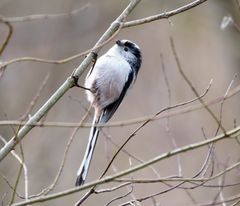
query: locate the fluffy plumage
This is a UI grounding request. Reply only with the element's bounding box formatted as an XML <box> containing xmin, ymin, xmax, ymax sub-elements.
<box><xmin>76</xmin><ymin>40</ymin><xmax>142</xmax><ymax>186</ymax></box>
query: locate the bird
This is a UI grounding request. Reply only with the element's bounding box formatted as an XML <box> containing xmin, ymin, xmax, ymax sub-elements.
<box><xmin>76</xmin><ymin>39</ymin><xmax>142</xmax><ymax>186</ymax></box>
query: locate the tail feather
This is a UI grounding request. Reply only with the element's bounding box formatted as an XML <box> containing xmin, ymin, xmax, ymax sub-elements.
<box><xmin>75</xmin><ymin>92</ymin><xmax>127</xmax><ymax>186</ymax></box>
<box><xmin>76</xmin><ymin>113</ymin><xmax>101</xmax><ymax>186</ymax></box>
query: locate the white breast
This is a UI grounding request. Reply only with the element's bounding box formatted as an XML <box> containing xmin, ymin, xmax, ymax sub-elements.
<box><xmin>85</xmin><ymin>54</ymin><xmax>131</xmax><ymax>110</ymax></box>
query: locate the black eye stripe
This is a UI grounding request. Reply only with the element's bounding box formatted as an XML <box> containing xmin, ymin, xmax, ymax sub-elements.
<box><xmin>124</xmin><ymin>41</ymin><xmax>136</xmax><ymax>49</ymax></box>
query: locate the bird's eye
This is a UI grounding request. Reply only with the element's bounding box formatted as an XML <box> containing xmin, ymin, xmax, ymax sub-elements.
<box><xmin>124</xmin><ymin>47</ymin><xmax>128</xmax><ymax>52</ymax></box>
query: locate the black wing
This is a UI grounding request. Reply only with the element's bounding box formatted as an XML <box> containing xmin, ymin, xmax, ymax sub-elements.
<box><xmin>100</xmin><ymin>70</ymin><xmax>134</xmax><ymax>123</ymax></box>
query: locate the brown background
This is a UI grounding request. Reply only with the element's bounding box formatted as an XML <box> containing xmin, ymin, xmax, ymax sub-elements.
<box><xmin>0</xmin><ymin>0</ymin><xmax>240</xmax><ymax>205</ymax></box>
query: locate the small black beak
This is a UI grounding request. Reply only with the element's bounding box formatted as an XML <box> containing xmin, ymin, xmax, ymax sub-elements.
<box><xmin>116</xmin><ymin>40</ymin><xmax>122</xmax><ymax>46</ymax></box>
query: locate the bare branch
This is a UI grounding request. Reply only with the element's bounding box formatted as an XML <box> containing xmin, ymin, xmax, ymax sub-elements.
<box><xmin>170</xmin><ymin>36</ymin><xmax>226</xmax><ymax>134</ymax></box>
<box><xmin>230</xmin><ymin>199</ymin><xmax>240</xmax><ymax>206</ymax></box>
<box><xmin>215</xmin><ymin>76</ymin><xmax>236</xmax><ymax>135</ymax></box>
<box><xmin>106</xmin><ymin>185</ymin><xmax>133</xmax><ymax>206</ymax></box>
<box><xmin>123</xmin><ymin>0</ymin><xmax>208</xmax><ymax>27</ymax></box>
<box><xmin>114</xmin><ymin>160</ymin><xmax>240</xmax><ymax>184</ymax></box>
<box><xmin>0</xmin><ymin>20</ymin><xmax>13</xmax><ymax>56</ymax></box>
<box><xmin>5</xmin><ymin>74</ymin><xmax>240</xmax><ymax>130</ymax></box>
<box><xmin>0</xmin><ymin>0</ymin><xmax>210</xmax><ymax>69</ymax></box>
<box><xmin>0</xmin><ymin>0</ymin><xmax>141</xmax><ymax>162</ymax></box>
<box><xmin>160</xmin><ymin>53</ymin><xmax>183</xmax><ymax>176</ymax></box>
<box><xmin>20</xmin><ymin>73</ymin><xmax>50</xmax><ymax>121</ymax></box>
<box><xmin>0</xmin><ymin>22</ymin><xmax>123</xmax><ymax>70</ymax></box>
<box><xmin>104</xmin><ymin>134</ymin><xmax>161</xmax><ymax>178</ymax></box>
<box><xmin>119</xmin><ymin>182</ymin><xmax>185</xmax><ymax>206</ymax></box>
<box><xmin>93</xmin><ymin>183</ymin><xmax>131</xmax><ymax>194</ymax></box>
<box><xmin>199</xmin><ymin>193</ymin><xmax>240</xmax><ymax>206</ymax></box>
<box><xmin>0</xmin><ymin>173</ymin><xmax>23</xmax><ymax>199</ymax></box>
<box><xmin>11</xmin><ymin>126</ymin><xmax>240</xmax><ymax>206</ymax></box>
<box><xmin>99</xmin><ymin>80</ymin><xmax>212</xmax><ymax>180</ymax></box>
<box><xmin>0</xmin><ymin>136</ymin><xmax>28</xmax><ymax>200</ymax></box>
<box><xmin>42</xmin><ymin>106</ymin><xmax>91</xmax><ymax>196</ymax></box>
<box><xmin>0</xmin><ymin>4</ymin><xmax>90</xmax><ymax>23</ymax></box>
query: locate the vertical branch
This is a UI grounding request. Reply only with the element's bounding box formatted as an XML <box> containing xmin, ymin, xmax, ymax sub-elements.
<box><xmin>0</xmin><ymin>136</ymin><xmax>28</xmax><ymax>201</ymax></box>
<box><xmin>9</xmin><ymin>131</ymin><xmax>26</xmax><ymax>204</ymax></box>
<box><xmin>0</xmin><ymin>20</ymin><xmax>13</xmax><ymax>56</ymax></box>
<box><xmin>160</xmin><ymin>53</ymin><xmax>183</xmax><ymax>176</ymax></box>
<box><xmin>169</xmin><ymin>36</ymin><xmax>226</xmax><ymax>133</ymax></box>
<box><xmin>215</xmin><ymin>76</ymin><xmax>236</xmax><ymax>135</ymax></box>
<box><xmin>0</xmin><ymin>20</ymin><xmax>13</xmax><ymax>80</ymax></box>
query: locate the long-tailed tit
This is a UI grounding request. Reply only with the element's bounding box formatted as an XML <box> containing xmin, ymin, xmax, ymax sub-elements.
<box><xmin>76</xmin><ymin>40</ymin><xmax>142</xmax><ymax>186</ymax></box>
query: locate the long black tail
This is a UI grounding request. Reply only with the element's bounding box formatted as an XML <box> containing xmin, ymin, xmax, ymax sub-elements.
<box><xmin>75</xmin><ymin>87</ymin><xmax>129</xmax><ymax>186</ymax></box>
<box><xmin>75</xmin><ymin>112</ymin><xmax>102</xmax><ymax>186</ymax></box>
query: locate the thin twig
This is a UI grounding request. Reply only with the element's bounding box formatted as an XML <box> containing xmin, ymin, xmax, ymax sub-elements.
<box><xmin>105</xmin><ymin>134</ymin><xmax>161</xmax><ymax>178</ymax></box>
<box><xmin>100</xmin><ymin>80</ymin><xmax>212</xmax><ymax>180</ymax></box>
<box><xmin>199</xmin><ymin>193</ymin><xmax>240</xmax><ymax>206</ymax></box>
<box><xmin>74</xmin><ymin>189</ymin><xmax>94</xmax><ymax>206</ymax></box>
<box><xmin>11</xmin><ymin>127</ymin><xmax>240</xmax><ymax>206</ymax></box>
<box><xmin>218</xmin><ymin>176</ymin><xmax>227</xmax><ymax>206</ymax></box>
<box><xmin>0</xmin><ymin>0</ymin><xmax>210</xmax><ymax>69</ymax></box>
<box><xmin>1</xmin><ymin>192</ymin><xmax>7</xmax><ymax>206</ymax></box>
<box><xmin>106</xmin><ymin>185</ymin><xmax>133</xmax><ymax>206</ymax></box>
<box><xmin>230</xmin><ymin>199</ymin><xmax>240</xmax><ymax>206</ymax></box>
<box><xmin>215</xmin><ymin>76</ymin><xmax>236</xmax><ymax>135</ymax></box>
<box><xmin>43</xmin><ymin>106</ymin><xmax>91</xmax><ymax>195</ymax></box>
<box><xmin>0</xmin><ymin>22</ymin><xmax>123</xmax><ymax>70</ymax></box>
<box><xmin>0</xmin><ymin>0</ymin><xmax>141</xmax><ymax>162</ymax></box>
<box><xmin>185</xmin><ymin>181</ymin><xmax>240</xmax><ymax>189</ymax></box>
<box><xmin>114</xmin><ymin>160</ymin><xmax>240</xmax><ymax>184</ymax></box>
<box><xmin>211</xmin><ymin>162</ymin><xmax>228</xmax><ymax>206</ymax></box>
<box><xmin>93</xmin><ymin>182</ymin><xmax>131</xmax><ymax>194</ymax></box>
<box><xmin>0</xmin><ymin>21</ymin><xmax>13</xmax><ymax>56</ymax></box>
<box><xmin>0</xmin><ymin>4</ymin><xmax>90</xmax><ymax>23</ymax></box>
<box><xmin>0</xmin><ymin>136</ymin><xmax>28</xmax><ymax>200</ymax></box>
<box><xmin>7</xmin><ymin>120</ymin><xmax>26</xmax><ymax>205</ymax></box>
<box><xmin>202</xmin><ymin>129</ymin><xmax>215</xmax><ymax>178</ymax></box>
<box><xmin>170</xmin><ymin>36</ymin><xmax>226</xmax><ymax>134</ymax></box>
<box><xmin>119</xmin><ymin>182</ymin><xmax>185</xmax><ymax>206</ymax></box>
<box><xmin>29</xmin><ymin>107</ymin><xmax>91</xmax><ymax>199</ymax></box>
<box><xmin>0</xmin><ymin>173</ymin><xmax>23</xmax><ymax>199</ymax></box>
<box><xmin>3</xmin><ymin>74</ymin><xmax>51</xmax><ymax>200</ymax></box>
<box><xmin>160</xmin><ymin>53</ymin><xmax>183</xmax><ymax>176</ymax></box>
<box><xmin>76</xmin><ymin>81</ymin><xmax>212</xmax><ymax>205</ymax></box>
<box><xmin>20</xmin><ymin>73</ymin><xmax>50</xmax><ymax>121</ymax></box>
<box><xmin>3</xmin><ymin>81</ymin><xmax>240</xmax><ymax>129</ymax></box>
<box><xmin>103</xmin><ymin>137</ymin><xmax>142</xmax><ymax>206</ymax></box>
<box><xmin>123</xmin><ymin>0</ymin><xmax>208</xmax><ymax>27</ymax></box>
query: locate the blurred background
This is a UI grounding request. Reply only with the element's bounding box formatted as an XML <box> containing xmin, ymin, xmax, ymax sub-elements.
<box><xmin>0</xmin><ymin>0</ymin><xmax>240</xmax><ymax>205</ymax></box>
